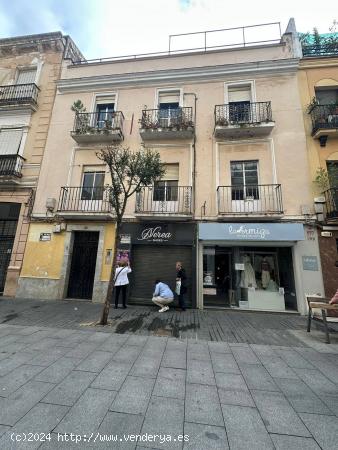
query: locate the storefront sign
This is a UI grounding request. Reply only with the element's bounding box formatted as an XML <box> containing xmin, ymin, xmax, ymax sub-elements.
<box><xmin>302</xmin><ymin>256</ymin><xmax>319</xmax><ymax>271</ymax></box>
<box><xmin>121</xmin><ymin>223</ymin><xmax>196</xmax><ymax>245</ymax></box>
<box><xmin>199</xmin><ymin>223</ymin><xmax>305</xmax><ymax>242</ymax></box>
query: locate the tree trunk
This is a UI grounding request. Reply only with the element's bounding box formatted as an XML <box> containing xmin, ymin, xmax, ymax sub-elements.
<box><xmin>99</xmin><ymin>221</ymin><xmax>121</xmax><ymax>325</ymax></box>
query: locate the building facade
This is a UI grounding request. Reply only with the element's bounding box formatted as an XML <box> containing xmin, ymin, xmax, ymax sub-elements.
<box><xmin>17</xmin><ymin>20</ymin><xmax>325</xmax><ymax>313</ymax></box>
<box><xmin>0</xmin><ymin>32</ymin><xmax>82</xmax><ymax>296</ymax></box>
<box><xmin>298</xmin><ymin>37</ymin><xmax>338</xmax><ymax>298</ymax></box>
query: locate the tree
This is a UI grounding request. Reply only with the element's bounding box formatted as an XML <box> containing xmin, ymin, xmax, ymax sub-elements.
<box><xmin>97</xmin><ymin>144</ymin><xmax>165</xmax><ymax>325</ymax></box>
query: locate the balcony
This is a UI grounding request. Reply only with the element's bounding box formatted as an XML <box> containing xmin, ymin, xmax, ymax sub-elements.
<box><xmin>57</xmin><ymin>186</ymin><xmax>114</xmax><ymax>219</ymax></box>
<box><xmin>0</xmin><ymin>84</ymin><xmax>39</xmax><ymax>111</ymax></box>
<box><xmin>217</xmin><ymin>184</ymin><xmax>283</xmax><ymax>217</ymax></box>
<box><xmin>70</xmin><ymin>111</ymin><xmax>124</xmax><ymax>144</ymax></box>
<box><xmin>0</xmin><ymin>155</ymin><xmax>25</xmax><ymax>183</ymax></box>
<box><xmin>135</xmin><ymin>186</ymin><xmax>193</xmax><ymax>219</ymax></box>
<box><xmin>214</xmin><ymin>102</ymin><xmax>274</xmax><ymax>139</ymax></box>
<box><xmin>302</xmin><ymin>43</ymin><xmax>338</xmax><ymax>58</ymax></box>
<box><xmin>309</xmin><ymin>104</ymin><xmax>338</xmax><ymax>145</ymax></box>
<box><xmin>324</xmin><ymin>188</ymin><xmax>338</xmax><ymax>222</ymax></box>
<box><xmin>139</xmin><ymin>107</ymin><xmax>194</xmax><ymax>140</ymax></box>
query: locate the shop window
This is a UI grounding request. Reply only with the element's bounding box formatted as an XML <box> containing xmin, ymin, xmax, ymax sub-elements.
<box><xmin>0</xmin><ymin>129</ymin><xmax>23</xmax><ymax>155</ymax></box>
<box><xmin>81</xmin><ymin>171</ymin><xmax>105</xmax><ymax>200</ymax></box>
<box><xmin>230</xmin><ymin>160</ymin><xmax>259</xmax><ymax>200</ymax></box>
<box><xmin>16</xmin><ymin>68</ymin><xmax>37</xmax><ymax>85</ymax></box>
<box><xmin>153</xmin><ymin>164</ymin><xmax>179</xmax><ymax>201</ymax></box>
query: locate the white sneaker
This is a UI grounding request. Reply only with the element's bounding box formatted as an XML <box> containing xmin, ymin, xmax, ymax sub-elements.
<box><xmin>164</xmin><ymin>306</ymin><xmax>170</xmax><ymax>311</ymax></box>
<box><xmin>159</xmin><ymin>307</ymin><xmax>166</xmax><ymax>312</ymax></box>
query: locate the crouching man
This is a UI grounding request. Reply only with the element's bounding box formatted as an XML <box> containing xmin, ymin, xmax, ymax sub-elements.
<box><xmin>152</xmin><ymin>279</ymin><xmax>174</xmax><ymax>313</ymax></box>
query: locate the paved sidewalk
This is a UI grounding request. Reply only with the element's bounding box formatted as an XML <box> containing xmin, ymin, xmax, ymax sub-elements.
<box><xmin>0</xmin><ymin>323</ymin><xmax>338</xmax><ymax>449</ymax></box>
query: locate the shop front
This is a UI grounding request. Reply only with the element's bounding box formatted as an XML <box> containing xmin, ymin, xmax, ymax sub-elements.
<box><xmin>120</xmin><ymin>222</ymin><xmax>196</xmax><ymax>306</ymax></box>
<box><xmin>198</xmin><ymin>223</ymin><xmax>324</xmax><ymax>314</ymax></box>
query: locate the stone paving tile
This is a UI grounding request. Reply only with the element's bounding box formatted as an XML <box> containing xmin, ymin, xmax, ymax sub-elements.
<box><xmin>250</xmin><ymin>344</ymin><xmax>276</xmax><ymax>358</ymax></box>
<box><xmin>231</xmin><ymin>346</ymin><xmax>261</xmax><ymax>365</ymax></box>
<box><xmin>112</xmin><ymin>345</ymin><xmax>143</xmax><ymax>364</ymax></box>
<box><xmin>99</xmin><ymin>411</ymin><xmax>144</xmax><ymax>450</ymax></box>
<box><xmin>259</xmin><ymin>356</ymin><xmax>300</xmax><ymax>379</ymax></box>
<box><xmin>187</xmin><ymin>358</ymin><xmax>215</xmax><ymax>385</ymax></box>
<box><xmin>222</xmin><ymin>404</ymin><xmax>274</xmax><ymax>450</ymax></box>
<box><xmin>100</xmin><ymin>333</ymin><xmax>129</xmax><ymax>349</ymax></box>
<box><xmin>28</xmin><ymin>347</ymin><xmax>69</xmax><ymax>367</ymax></box>
<box><xmin>110</xmin><ymin>376</ymin><xmax>155</xmax><ymax>415</ymax></box>
<box><xmin>300</xmin><ymin>413</ymin><xmax>338</xmax><ymax>450</ymax></box>
<box><xmin>251</xmin><ymin>390</ymin><xmax>311</xmax><ymax>437</ymax></box>
<box><xmin>208</xmin><ymin>341</ymin><xmax>231</xmax><ymax>354</ymax></box>
<box><xmin>275</xmin><ymin>348</ymin><xmax>316</xmax><ymax>369</ymax></box>
<box><xmin>125</xmin><ymin>334</ymin><xmax>149</xmax><ymax>347</ymax></box>
<box><xmin>55</xmin><ymin>388</ymin><xmax>116</xmax><ymax>435</ymax></box>
<box><xmin>42</xmin><ymin>371</ymin><xmax>96</xmax><ymax>406</ymax></box>
<box><xmin>240</xmin><ymin>364</ymin><xmax>279</xmax><ymax>391</ymax></box>
<box><xmin>153</xmin><ymin>367</ymin><xmax>186</xmax><ymax>399</ymax></box>
<box><xmin>270</xmin><ymin>434</ymin><xmax>321</xmax><ymax>450</ymax></box>
<box><xmin>0</xmin><ymin>334</ymin><xmax>23</xmax><ymax>346</ymax></box>
<box><xmin>215</xmin><ymin>372</ymin><xmax>248</xmax><ymax>391</ymax></box>
<box><xmin>183</xmin><ymin>422</ymin><xmax>228</xmax><ymax>450</ymax></box>
<box><xmin>28</xmin><ymin>338</ymin><xmax>64</xmax><ymax>352</ymax></box>
<box><xmin>141</xmin><ymin>396</ymin><xmax>184</xmax><ymax>450</ymax></box>
<box><xmin>0</xmin><ymin>364</ymin><xmax>45</xmax><ymax>397</ymax></box>
<box><xmin>0</xmin><ymin>402</ymin><xmax>69</xmax><ymax>450</ymax></box>
<box><xmin>130</xmin><ymin>356</ymin><xmax>162</xmax><ymax>378</ymax></box>
<box><xmin>165</xmin><ymin>339</ymin><xmax>187</xmax><ymax>352</ymax></box>
<box><xmin>218</xmin><ymin>388</ymin><xmax>255</xmax><ymax>407</ymax></box>
<box><xmin>161</xmin><ymin>350</ymin><xmax>186</xmax><ymax>369</ymax></box>
<box><xmin>185</xmin><ymin>384</ymin><xmax>223</xmax><ymax>427</ymax></box>
<box><xmin>0</xmin><ymin>353</ymin><xmax>39</xmax><ymax>377</ymax></box>
<box><xmin>211</xmin><ymin>353</ymin><xmax>240</xmax><ymax>374</ymax></box>
<box><xmin>91</xmin><ymin>361</ymin><xmax>132</xmax><ymax>391</ymax></box>
<box><xmin>34</xmin><ymin>357</ymin><xmax>82</xmax><ymax>384</ymax></box>
<box><xmin>65</xmin><ymin>343</ymin><xmax>99</xmax><ymax>359</ymax></box>
<box><xmin>14</xmin><ymin>330</ymin><xmax>52</xmax><ymax>344</ymax></box>
<box><xmin>85</xmin><ymin>332</ymin><xmax>111</xmax><ymax>343</ymax></box>
<box><xmin>0</xmin><ymin>380</ymin><xmax>55</xmax><ymax>426</ymax></box>
<box><xmin>0</xmin><ymin>425</ymin><xmax>10</xmax><ymax>438</ymax></box>
<box><xmin>274</xmin><ymin>377</ymin><xmax>333</xmax><ymax>415</ymax></box>
<box><xmin>76</xmin><ymin>351</ymin><xmax>113</xmax><ymax>373</ymax></box>
<box><xmin>294</xmin><ymin>368</ymin><xmax>338</xmax><ymax>396</ymax></box>
<box><xmin>1</xmin><ymin>341</ymin><xmax>30</xmax><ymax>354</ymax></box>
<box><xmin>321</xmin><ymin>394</ymin><xmax>338</xmax><ymax>416</ymax></box>
<box><xmin>187</xmin><ymin>341</ymin><xmax>210</xmax><ymax>361</ymax></box>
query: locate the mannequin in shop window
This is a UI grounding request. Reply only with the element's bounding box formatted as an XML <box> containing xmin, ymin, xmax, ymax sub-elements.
<box><xmin>261</xmin><ymin>256</ymin><xmax>271</xmax><ymax>289</ymax></box>
<box><xmin>240</xmin><ymin>254</ymin><xmax>257</xmax><ymax>288</ymax></box>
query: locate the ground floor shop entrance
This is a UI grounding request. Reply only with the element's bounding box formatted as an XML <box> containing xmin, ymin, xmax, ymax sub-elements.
<box><xmin>0</xmin><ymin>203</ymin><xmax>21</xmax><ymax>295</ymax></box>
<box><xmin>67</xmin><ymin>231</ymin><xmax>99</xmax><ymax>300</ymax></box>
<box><xmin>120</xmin><ymin>222</ymin><xmax>196</xmax><ymax>307</ymax></box>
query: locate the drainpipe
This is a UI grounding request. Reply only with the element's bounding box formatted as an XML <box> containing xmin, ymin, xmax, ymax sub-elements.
<box><xmin>183</xmin><ymin>93</ymin><xmax>197</xmax><ymax>215</ymax></box>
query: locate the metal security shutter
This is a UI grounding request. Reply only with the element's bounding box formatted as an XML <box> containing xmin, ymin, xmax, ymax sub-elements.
<box><xmin>17</xmin><ymin>69</ymin><xmax>36</xmax><ymax>84</ymax></box>
<box><xmin>162</xmin><ymin>164</ymin><xmax>179</xmax><ymax>181</ymax></box>
<box><xmin>228</xmin><ymin>85</ymin><xmax>251</xmax><ymax>102</ymax></box>
<box><xmin>0</xmin><ymin>129</ymin><xmax>23</xmax><ymax>155</ymax></box>
<box><xmin>128</xmin><ymin>245</ymin><xmax>192</xmax><ymax>306</ymax></box>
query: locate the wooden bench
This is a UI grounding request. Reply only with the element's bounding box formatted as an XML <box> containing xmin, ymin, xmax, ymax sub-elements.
<box><xmin>306</xmin><ymin>296</ymin><xmax>338</xmax><ymax>344</ymax></box>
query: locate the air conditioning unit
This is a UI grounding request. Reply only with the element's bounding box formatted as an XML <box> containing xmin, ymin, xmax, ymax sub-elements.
<box><xmin>46</xmin><ymin>198</ymin><xmax>56</xmax><ymax>211</ymax></box>
<box><xmin>321</xmin><ymin>231</ymin><xmax>332</xmax><ymax>238</ymax></box>
<box><xmin>314</xmin><ymin>196</ymin><xmax>325</xmax><ymax>203</ymax></box>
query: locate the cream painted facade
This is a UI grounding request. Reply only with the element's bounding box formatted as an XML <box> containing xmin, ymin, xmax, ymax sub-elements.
<box><xmin>0</xmin><ymin>33</ymin><xmax>83</xmax><ymax>296</ymax></box>
<box><xmin>298</xmin><ymin>53</ymin><xmax>338</xmax><ymax>298</ymax></box>
<box><xmin>18</xmin><ymin>20</ymin><xmax>325</xmax><ymax>311</ymax></box>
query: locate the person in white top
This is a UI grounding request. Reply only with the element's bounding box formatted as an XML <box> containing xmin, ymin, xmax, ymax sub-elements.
<box><xmin>114</xmin><ymin>260</ymin><xmax>132</xmax><ymax>309</ymax></box>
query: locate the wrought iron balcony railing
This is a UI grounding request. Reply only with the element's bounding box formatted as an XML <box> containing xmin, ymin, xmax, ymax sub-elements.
<box><xmin>140</xmin><ymin>107</ymin><xmax>194</xmax><ymax>131</ymax></box>
<box><xmin>309</xmin><ymin>104</ymin><xmax>338</xmax><ymax>135</ymax></box>
<box><xmin>302</xmin><ymin>43</ymin><xmax>338</xmax><ymax>57</ymax></box>
<box><xmin>324</xmin><ymin>188</ymin><xmax>338</xmax><ymax>220</ymax></box>
<box><xmin>217</xmin><ymin>184</ymin><xmax>283</xmax><ymax>215</ymax></box>
<box><xmin>215</xmin><ymin>102</ymin><xmax>273</xmax><ymax>126</ymax></box>
<box><xmin>135</xmin><ymin>186</ymin><xmax>193</xmax><ymax>215</ymax></box>
<box><xmin>58</xmin><ymin>186</ymin><xmax>113</xmax><ymax>213</ymax></box>
<box><xmin>0</xmin><ymin>83</ymin><xmax>39</xmax><ymax>107</ymax></box>
<box><xmin>72</xmin><ymin>111</ymin><xmax>124</xmax><ymax>138</ymax></box>
<box><xmin>0</xmin><ymin>155</ymin><xmax>25</xmax><ymax>178</ymax></box>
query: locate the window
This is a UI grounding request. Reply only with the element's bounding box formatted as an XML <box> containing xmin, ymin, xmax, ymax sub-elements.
<box><xmin>327</xmin><ymin>161</ymin><xmax>338</xmax><ymax>188</ymax></box>
<box><xmin>315</xmin><ymin>88</ymin><xmax>338</xmax><ymax>105</ymax></box>
<box><xmin>16</xmin><ymin>68</ymin><xmax>37</xmax><ymax>84</ymax></box>
<box><xmin>96</xmin><ymin>103</ymin><xmax>115</xmax><ymax>129</ymax></box>
<box><xmin>153</xmin><ymin>164</ymin><xmax>179</xmax><ymax>201</ymax></box>
<box><xmin>158</xmin><ymin>90</ymin><xmax>181</xmax><ymax>126</ymax></box>
<box><xmin>81</xmin><ymin>172</ymin><xmax>105</xmax><ymax>200</ymax></box>
<box><xmin>0</xmin><ymin>129</ymin><xmax>23</xmax><ymax>156</ymax></box>
<box><xmin>228</xmin><ymin>85</ymin><xmax>252</xmax><ymax>122</ymax></box>
<box><xmin>230</xmin><ymin>161</ymin><xmax>259</xmax><ymax>200</ymax></box>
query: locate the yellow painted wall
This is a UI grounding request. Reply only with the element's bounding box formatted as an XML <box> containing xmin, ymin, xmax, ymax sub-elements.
<box><xmin>101</xmin><ymin>223</ymin><xmax>116</xmax><ymax>282</ymax></box>
<box><xmin>20</xmin><ymin>223</ymin><xmax>65</xmax><ymax>279</ymax></box>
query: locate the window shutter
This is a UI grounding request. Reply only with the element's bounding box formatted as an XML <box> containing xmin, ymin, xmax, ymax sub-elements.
<box><xmin>17</xmin><ymin>68</ymin><xmax>37</xmax><ymax>84</ymax></box>
<box><xmin>0</xmin><ymin>129</ymin><xmax>23</xmax><ymax>155</ymax></box>
<box><xmin>228</xmin><ymin>86</ymin><xmax>251</xmax><ymax>103</ymax></box>
<box><xmin>159</xmin><ymin>91</ymin><xmax>180</xmax><ymax>104</ymax></box>
<box><xmin>162</xmin><ymin>164</ymin><xmax>179</xmax><ymax>180</ymax></box>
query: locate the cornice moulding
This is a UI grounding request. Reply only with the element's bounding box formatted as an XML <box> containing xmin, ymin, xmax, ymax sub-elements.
<box><xmin>57</xmin><ymin>58</ymin><xmax>300</xmax><ymax>93</ymax></box>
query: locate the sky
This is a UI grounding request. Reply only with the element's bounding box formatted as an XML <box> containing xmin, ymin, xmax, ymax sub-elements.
<box><xmin>0</xmin><ymin>0</ymin><xmax>336</xmax><ymax>60</ymax></box>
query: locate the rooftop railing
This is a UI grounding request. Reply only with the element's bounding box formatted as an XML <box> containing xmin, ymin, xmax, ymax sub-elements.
<box><xmin>0</xmin><ymin>83</ymin><xmax>39</xmax><ymax>106</ymax></box>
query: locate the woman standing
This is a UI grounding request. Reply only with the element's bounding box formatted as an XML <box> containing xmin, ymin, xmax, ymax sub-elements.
<box><xmin>114</xmin><ymin>261</ymin><xmax>131</xmax><ymax>309</ymax></box>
